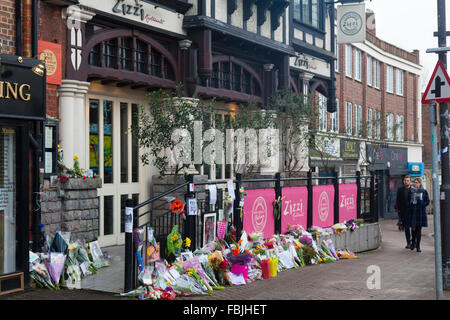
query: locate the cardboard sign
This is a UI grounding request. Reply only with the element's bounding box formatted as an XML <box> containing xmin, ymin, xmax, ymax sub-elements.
<box><xmin>312</xmin><ymin>185</ymin><xmax>335</xmax><ymax>228</ymax></box>
<box><xmin>281</xmin><ymin>187</ymin><xmax>308</xmax><ymax>234</ymax></box>
<box><xmin>338</xmin><ymin>183</ymin><xmax>357</xmax><ymax>223</ymax></box>
<box><xmin>243</xmin><ymin>189</ymin><xmax>275</xmax><ymax>239</ymax></box>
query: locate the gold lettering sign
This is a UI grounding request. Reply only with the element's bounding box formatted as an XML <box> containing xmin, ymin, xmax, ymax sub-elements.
<box><xmin>0</xmin><ymin>81</ymin><xmax>31</xmax><ymax>101</ymax></box>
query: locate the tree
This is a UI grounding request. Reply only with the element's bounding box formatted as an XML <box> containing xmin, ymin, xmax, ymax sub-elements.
<box><xmin>131</xmin><ymin>84</ymin><xmax>214</xmax><ymax>181</ymax></box>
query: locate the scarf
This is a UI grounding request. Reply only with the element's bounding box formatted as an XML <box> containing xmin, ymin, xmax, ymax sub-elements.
<box><xmin>410</xmin><ymin>186</ymin><xmax>424</xmax><ymax>205</ymax></box>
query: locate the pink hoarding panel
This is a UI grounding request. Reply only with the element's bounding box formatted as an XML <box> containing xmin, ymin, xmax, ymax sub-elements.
<box><xmin>243</xmin><ymin>189</ymin><xmax>275</xmax><ymax>239</ymax></box>
<box><xmin>312</xmin><ymin>185</ymin><xmax>335</xmax><ymax>228</ymax></box>
<box><xmin>338</xmin><ymin>183</ymin><xmax>357</xmax><ymax>223</ymax></box>
<box><xmin>281</xmin><ymin>187</ymin><xmax>308</xmax><ymax>234</ymax></box>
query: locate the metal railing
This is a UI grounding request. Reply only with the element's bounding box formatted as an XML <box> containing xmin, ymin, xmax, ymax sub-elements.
<box><xmin>124</xmin><ymin>170</ymin><xmax>377</xmax><ymax>292</ymax></box>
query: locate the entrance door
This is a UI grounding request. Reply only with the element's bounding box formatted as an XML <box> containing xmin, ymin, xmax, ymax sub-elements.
<box><xmin>88</xmin><ymin>96</ymin><xmax>143</xmax><ymax>247</ymax></box>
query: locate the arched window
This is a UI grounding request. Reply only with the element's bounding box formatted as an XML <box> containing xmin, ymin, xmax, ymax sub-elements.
<box><xmin>88</xmin><ymin>34</ymin><xmax>175</xmax><ymax>81</ymax></box>
<box><xmin>211</xmin><ymin>58</ymin><xmax>262</xmax><ymax>97</ymax></box>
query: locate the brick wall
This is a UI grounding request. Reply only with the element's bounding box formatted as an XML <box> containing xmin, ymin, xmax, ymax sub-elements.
<box><xmin>335</xmin><ymin>41</ymin><xmax>419</xmax><ymax>143</ymax></box>
<box><xmin>39</xmin><ymin>1</ymin><xmax>65</xmax><ymax>119</ymax></box>
<box><xmin>0</xmin><ymin>0</ymin><xmax>16</xmax><ymax>54</ymax></box>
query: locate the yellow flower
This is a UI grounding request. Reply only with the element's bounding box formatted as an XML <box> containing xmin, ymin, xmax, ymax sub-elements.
<box><xmin>185</xmin><ymin>237</ymin><xmax>191</xmax><ymax>247</ymax></box>
<box><xmin>57</xmin><ymin>144</ymin><xmax>61</xmax><ymax>149</ymax></box>
<box><xmin>73</xmin><ymin>154</ymin><xmax>79</xmax><ymax>160</ymax></box>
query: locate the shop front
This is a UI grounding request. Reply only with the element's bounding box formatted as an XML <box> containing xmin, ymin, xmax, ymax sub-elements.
<box><xmin>367</xmin><ymin>144</ymin><xmax>409</xmax><ymax>219</ymax></box>
<box><xmin>0</xmin><ymin>54</ymin><xmax>46</xmax><ymax>295</ymax></box>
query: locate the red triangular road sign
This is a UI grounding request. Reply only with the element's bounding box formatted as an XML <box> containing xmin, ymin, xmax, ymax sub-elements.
<box><xmin>422</xmin><ymin>60</ymin><xmax>450</xmax><ymax>104</ymax></box>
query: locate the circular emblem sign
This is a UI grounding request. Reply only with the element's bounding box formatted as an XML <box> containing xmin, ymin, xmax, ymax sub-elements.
<box><xmin>340</xmin><ymin>11</ymin><xmax>363</xmax><ymax>36</ymax></box>
<box><xmin>39</xmin><ymin>49</ymin><xmax>57</xmax><ymax>76</ymax></box>
<box><xmin>318</xmin><ymin>191</ymin><xmax>329</xmax><ymax>222</ymax></box>
<box><xmin>252</xmin><ymin>196</ymin><xmax>267</xmax><ymax>233</ymax></box>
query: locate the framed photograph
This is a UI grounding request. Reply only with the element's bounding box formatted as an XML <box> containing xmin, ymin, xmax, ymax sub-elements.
<box><xmin>203</xmin><ymin>213</ymin><xmax>217</xmax><ymax>247</ymax></box>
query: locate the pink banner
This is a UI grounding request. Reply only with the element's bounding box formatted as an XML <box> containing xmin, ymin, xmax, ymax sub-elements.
<box><xmin>281</xmin><ymin>187</ymin><xmax>308</xmax><ymax>234</ymax></box>
<box><xmin>243</xmin><ymin>189</ymin><xmax>275</xmax><ymax>239</ymax></box>
<box><xmin>338</xmin><ymin>183</ymin><xmax>357</xmax><ymax>223</ymax></box>
<box><xmin>312</xmin><ymin>185</ymin><xmax>335</xmax><ymax>228</ymax></box>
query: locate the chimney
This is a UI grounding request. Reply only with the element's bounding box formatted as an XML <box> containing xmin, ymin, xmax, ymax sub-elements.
<box><xmin>366</xmin><ymin>9</ymin><xmax>376</xmax><ymax>35</ymax></box>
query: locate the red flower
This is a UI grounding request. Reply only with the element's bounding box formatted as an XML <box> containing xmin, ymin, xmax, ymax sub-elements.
<box><xmin>264</xmin><ymin>242</ymin><xmax>274</xmax><ymax>249</ymax></box>
<box><xmin>219</xmin><ymin>260</ymin><xmax>228</xmax><ymax>270</ymax></box>
<box><xmin>161</xmin><ymin>291</ymin><xmax>175</xmax><ymax>300</ymax></box>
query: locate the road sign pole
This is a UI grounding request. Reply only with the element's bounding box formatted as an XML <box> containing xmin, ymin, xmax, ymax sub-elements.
<box><xmin>430</xmin><ymin>101</ymin><xmax>444</xmax><ymax>300</ymax></box>
<box><xmin>437</xmin><ymin>0</ymin><xmax>450</xmax><ymax>291</ymax></box>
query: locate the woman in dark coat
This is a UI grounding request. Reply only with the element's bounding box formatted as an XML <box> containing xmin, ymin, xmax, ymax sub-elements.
<box><xmin>408</xmin><ymin>177</ymin><xmax>430</xmax><ymax>252</ymax></box>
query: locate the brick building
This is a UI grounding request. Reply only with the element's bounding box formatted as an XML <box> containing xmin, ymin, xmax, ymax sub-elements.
<box><xmin>317</xmin><ymin>9</ymin><xmax>423</xmax><ymax>219</ymax></box>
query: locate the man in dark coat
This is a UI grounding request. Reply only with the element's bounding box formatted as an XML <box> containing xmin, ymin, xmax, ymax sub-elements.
<box><xmin>395</xmin><ymin>175</ymin><xmax>412</xmax><ymax>248</ymax></box>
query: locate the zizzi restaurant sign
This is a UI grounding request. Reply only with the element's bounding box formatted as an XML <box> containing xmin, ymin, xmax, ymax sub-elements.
<box><xmin>242</xmin><ymin>184</ymin><xmax>357</xmax><ymax>237</ymax></box>
<box><xmin>0</xmin><ymin>54</ymin><xmax>46</xmax><ymax>120</ymax></box>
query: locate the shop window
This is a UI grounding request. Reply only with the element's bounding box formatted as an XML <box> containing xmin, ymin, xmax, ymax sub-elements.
<box><xmin>44</xmin><ymin>120</ymin><xmax>58</xmax><ymax>178</ymax></box>
<box><xmin>104</xmin><ymin>196</ymin><xmax>114</xmax><ymax>236</ymax></box>
<box><xmin>103</xmin><ymin>100</ymin><xmax>114</xmax><ymax>183</ymax></box>
<box><xmin>120</xmin><ymin>103</ymin><xmax>129</xmax><ymax>183</ymax></box>
<box><xmin>89</xmin><ymin>99</ymin><xmax>100</xmax><ymax>176</ymax></box>
<box><xmin>293</xmin><ymin>0</ymin><xmax>323</xmax><ymax>30</ymax></box>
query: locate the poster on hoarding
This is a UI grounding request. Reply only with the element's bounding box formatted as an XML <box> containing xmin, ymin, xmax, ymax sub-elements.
<box><xmin>281</xmin><ymin>187</ymin><xmax>308</xmax><ymax>234</ymax></box>
<box><xmin>243</xmin><ymin>189</ymin><xmax>275</xmax><ymax>239</ymax></box>
<box><xmin>338</xmin><ymin>183</ymin><xmax>357</xmax><ymax>223</ymax></box>
<box><xmin>312</xmin><ymin>185</ymin><xmax>335</xmax><ymax>228</ymax></box>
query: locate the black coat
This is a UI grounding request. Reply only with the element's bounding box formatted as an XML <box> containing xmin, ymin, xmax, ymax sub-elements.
<box><xmin>408</xmin><ymin>189</ymin><xmax>430</xmax><ymax>228</ymax></box>
<box><xmin>395</xmin><ymin>186</ymin><xmax>411</xmax><ymax>222</ymax></box>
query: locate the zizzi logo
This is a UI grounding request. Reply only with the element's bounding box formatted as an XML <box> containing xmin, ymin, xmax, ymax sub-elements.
<box><xmin>283</xmin><ymin>200</ymin><xmax>304</xmax><ymax>218</ymax></box>
<box><xmin>340</xmin><ymin>194</ymin><xmax>355</xmax><ymax>210</ymax></box>
<box><xmin>318</xmin><ymin>191</ymin><xmax>329</xmax><ymax>222</ymax></box>
<box><xmin>252</xmin><ymin>196</ymin><xmax>267</xmax><ymax>233</ymax></box>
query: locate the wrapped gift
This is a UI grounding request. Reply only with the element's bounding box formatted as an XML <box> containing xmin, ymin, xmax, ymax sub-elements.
<box><xmin>230</xmin><ymin>264</ymin><xmax>249</xmax><ymax>281</ymax></box>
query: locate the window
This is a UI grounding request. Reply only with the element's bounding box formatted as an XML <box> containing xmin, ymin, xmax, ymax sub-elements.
<box><xmin>354</xmin><ymin>49</ymin><xmax>362</xmax><ymax>81</ymax></box>
<box><xmin>211</xmin><ymin>60</ymin><xmax>262</xmax><ymax>96</ymax></box>
<box><xmin>89</xmin><ymin>36</ymin><xmax>175</xmax><ymax>81</ymax></box>
<box><xmin>345</xmin><ymin>102</ymin><xmax>353</xmax><ymax>135</ymax></box>
<box><xmin>374</xmin><ymin>60</ymin><xmax>380</xmax><ymax>89</ymax></box>
<box><xmin>346</xmin><ymin>45</ymin><xmax>352</xmax><ymax>78</ymax></box>
<box><xmin>367</xmin><ymin>56</ymin><xmax>372</xmax><ymax>86</ymax></box>
<box><xmin>396</xmin><ymin>69</ymin><xmax>404</xmax><ymax>96</ymax></box>
<box><xmin>335</xmin><ymin>39</ymin><xmax>339</xmax><ymax>72</ymax></box>
<box><xmin>386</xmin><ymin>113</ymin><xmax>394</xmax><ymax>140</ymax></box>
<box><xmin>319</xmin><ymin>93</ymin><xmax>327</xmax><ymax>132</ymax></box>
<box><xmin>396</xmin><ymin>114</ymin><xmax>404</xmax><ymax>141</ymax></box>
<box><xmin>386</xmin><ymin>65</ymin><xmax>394</xmax><ymax>93</ymax></box>
<box><xmin>293</xmin><ymin>0</ymin><xmax>323</xmax><ymax>30</ymax></box>
<box><xmin>375</xmin><ymin>110</ymin><xmax>381</xmax><ymax>139</ymax></box>
<box><xmin>355</xmin><ymin>105</ymin><xmax>362</xmax><ymax>136</ymax></box>
<box><xmin>330</xmin><ymin>99</ymin><xmax>339</xmax><ymax>132</ymax></box>
<box><xmin>367</xmin><ymin>108</ymin><xmax>373</xmax><ymax>138</ymax></box>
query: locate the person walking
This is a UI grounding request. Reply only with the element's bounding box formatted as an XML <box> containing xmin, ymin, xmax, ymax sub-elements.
<box><xmin>395</xmin><ymin>175</ymin><xmax>412</xmax><ymax>248</ymax></box>
<box><xmin>408</xmin><ymin>177</ymin><xmax>430</xmax><ymax>252</ymax></box>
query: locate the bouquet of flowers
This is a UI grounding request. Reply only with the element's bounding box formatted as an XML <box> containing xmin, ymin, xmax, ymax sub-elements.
<box><xmin>170</xmin><ymin>200</ymin><xmax>184</xmax><ymax>214</ymax></box>
<box><xmin>336</xmin><ymin>248</ymin><xmax>358</xmax><ymax>259</ymax></box>
<box><xmin>322</xmin><ymin>239</ymin><xmax>339</xmax><ymax>260</ymax></box>
<box><xmin>301</xmin><ymin>244</ymin><xmax>318</xmax><ymax>265</ymax></box>
<box><xmin>167</xmin><ymin>225</ymin><xmax>183</xmax><ymax>257</ymax></box>
<box><xmin>172</xmin><ymin>274</ymin><xmax>209</xmax><ymax>296</ymax></box>
<box><xmin>292</xmin><ymin>240</ymin><xmax>305</xmax><ymax>267</ymax></box>
<box><xmin>29</xmin><ymin>252</ymin><xmax>57</xmax><ymax>289</ymax></box>
<box><xmin>208</xmin><ymin>251</ymin><xmax>231</xmax><ymax>286</ymax></box>
<box><xmin>43</xmin><ymin>252</ymin><xmax>66</xmax><ymax>286</ymax></box>
<box><xmin>185</xmin><ymin>268</ymin><xmax>213</xmax><ymax>294</ymax></box>
<box><xmin>182</xmin><ymin>256</ymin><xmax>214</xmax><ymax>293</ymax></box>
<box><xmin>77</xmin><ymin>242</ymin><xmax>98</xmax><ymax>275</ymax></box>
<box><xmin>227</xmin><ymin>244</ymin><xmax>253</xmax><ymax>266</ymax></box>
<box><xmin>224</xmin><ymin>192</ymin><xmax>233</xmax><ymax>220</ymax></box>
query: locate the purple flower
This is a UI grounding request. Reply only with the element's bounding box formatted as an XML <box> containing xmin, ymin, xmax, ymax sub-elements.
<box><xmin>299</xmin><ymin>235</ymin><xmax>312</xmax><ymax>246</ymax></box>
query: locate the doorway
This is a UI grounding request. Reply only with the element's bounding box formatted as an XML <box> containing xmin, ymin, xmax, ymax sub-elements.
<box><xmin>87</xmin><ymin>95</ymin><xmax>144</xmax><ymax>247</ymax></box>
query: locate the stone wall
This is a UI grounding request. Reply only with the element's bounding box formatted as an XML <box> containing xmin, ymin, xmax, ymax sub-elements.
<box><xmin>40</xmin><ymin>178</ymin><xmax>102</xmax><ymax>242</ymax></box>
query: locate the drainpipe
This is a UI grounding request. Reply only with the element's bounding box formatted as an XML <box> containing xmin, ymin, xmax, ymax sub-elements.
<box><xmin>15</xmin><ymin>0</ymin><xmax>22</xmax><ymax>56</ymax></box>
<box><xmin>31</xmin><ymin>0</ymin><xmax>42</xmax><ymax>252</ymax></box>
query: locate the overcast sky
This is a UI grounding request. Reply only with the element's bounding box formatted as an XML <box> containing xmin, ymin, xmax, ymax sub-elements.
<box><xmin>364</xmin><ymin>0</ymin><xmax>445</xmax><ymax>92</ymax></box>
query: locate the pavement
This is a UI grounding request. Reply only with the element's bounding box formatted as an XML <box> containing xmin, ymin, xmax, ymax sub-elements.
<box><xmin>2</xmin><ymin>215</ymin><xmax>449</xmax><ymax>300</ymax></box>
